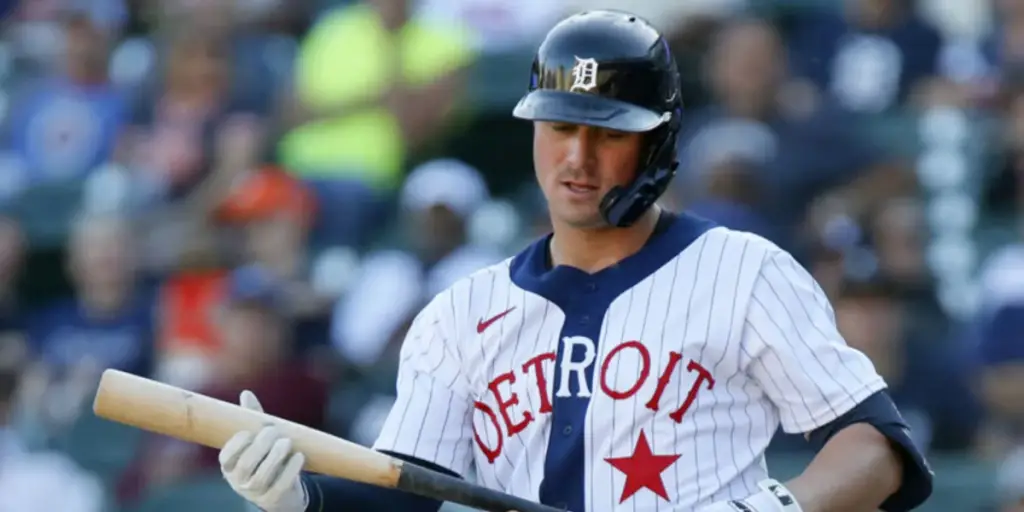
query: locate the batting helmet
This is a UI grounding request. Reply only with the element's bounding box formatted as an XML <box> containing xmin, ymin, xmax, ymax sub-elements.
<box><xmin>513</xmin><ymin>10</ymin><xmax>683</xmax><ymax>227</ymax></box>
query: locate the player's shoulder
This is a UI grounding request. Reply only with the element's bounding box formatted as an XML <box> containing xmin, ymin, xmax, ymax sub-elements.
<box><xmin>420</xmin><ymin>256</ymin><xmax>517</xmax><ymax>313</ymax></box>
<box><xmin>682</xmin><ymin>212</ymin><xmax>792</xmax><ymax>267</ymax></box>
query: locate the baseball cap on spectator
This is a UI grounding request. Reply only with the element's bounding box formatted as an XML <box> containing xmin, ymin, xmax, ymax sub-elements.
<box><xmin>216</xmin><ymin>166</ymin><xmax>317</xmax><ymax>227</ymax></box>
<box><xmin>399</xmin><ymin>158</ymin><xmax>489</xmax><ymax>219</ymax></box>
<box><xmin>224</xmin><ymin>264</ymin><xmax>286</xmax><ymax>314</ymax></box>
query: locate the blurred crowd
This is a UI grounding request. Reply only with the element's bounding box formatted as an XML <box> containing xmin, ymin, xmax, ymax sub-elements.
<box><xmin>0</xmin><ymin>0</ymin><xmax>1019</xmax><ymax>510</ymax></box>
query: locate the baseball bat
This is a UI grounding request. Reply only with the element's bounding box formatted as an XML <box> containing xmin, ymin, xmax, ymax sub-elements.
<box><xmin>92</xmin><ymin>369</ymin><xmax>565</xmax><ymax>512</ymax></box>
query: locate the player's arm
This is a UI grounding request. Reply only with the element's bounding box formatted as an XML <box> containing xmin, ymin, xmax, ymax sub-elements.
<box><xmin>709</xmin><ymin>249</ymin><xmax>933</xmax><ymax>512</ymax></box>
<box><xmin>219</xmin><ymin>293</ymin><xmax>474</xmax><ymax>512</ymax></box>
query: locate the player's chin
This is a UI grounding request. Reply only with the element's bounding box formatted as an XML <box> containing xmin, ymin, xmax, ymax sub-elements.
<box><xmin>555</xmin><ymin>208</ymin><xmax>607</xmax><ymax>229</ymax></box>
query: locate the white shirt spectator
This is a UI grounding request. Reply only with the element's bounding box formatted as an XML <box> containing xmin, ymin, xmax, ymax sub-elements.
<box><xmin>331</xmin><ymin>159</ymin><xmax>505</xmax><ymax>367</ymax></box>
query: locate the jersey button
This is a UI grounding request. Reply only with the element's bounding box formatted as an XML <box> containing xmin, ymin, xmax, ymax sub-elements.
<box><xmin>585</xmin><ymin>282</ymin><xmax>597</xmax><ymax>293</ymax></box>
<box><xmin>562</xmin><ymin>425</ymin><xmax>572</xmax><ymax>435</ymax></box>
<box><xmin>579</xmin><ymin>315</ymin><xmax>589</xmax><ymax>325</ymax></box>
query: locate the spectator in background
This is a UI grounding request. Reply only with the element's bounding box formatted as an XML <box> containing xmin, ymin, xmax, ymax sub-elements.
<box><xmin>787</xmin><ymin>0</ymin><xmax>944</xmax><ymax>114</ymax></box>
<box><xmin>120</xmin><ymin>0</ymin><xmax>294</xmax><ymax>128</ymax></box>
<box><xmin>117</xmin><ymin>264</ymin><xmax>328</xmax><ymax>504</ymax></box>
<box><xmin>152</xmin><ymin>222</ymin><xmax>230</xmax><ymax>389</ymax></box>
<box><xmin>679</xmin><ymin>18</ymin><xmax>911</xmax><ymax>258</ymax></box>
<box><xmin>399</xmin><ymin>159</ymin><xmax>503</xmax><ymax>293</ymax></box>
<box><xmin>974</xmin><ymin>74</ymin><xmax>1024</xmax><ymax>324</ymax></box>
<box><xmin>329</xmin><ymin>159</ymin><xmax>501</xmax><ymax>441</ymax></box>
<box><xmin>154</xmin><ymin>166</ymin><xmax>336</xmax><ymax>388</ymax></box>
<box><xmin>216</xmin><ymin>166</ymin><xmax>316</xmax><ymax>272</ymax></box>
<box><xmin>984</xmin><ymin>0</ymin><xmax>1024</xmax><ymax>81</ymax></box>
<box><xmin>217</xmin><ymin>167</ymin><xmax>317</xmax><ymax>282</ymax></box>
<box><xmin>21</xmin><ymin>212</ymin><xmax>155</xmax><ymax>438</ymax></box>
<box><xmin>121</xmin><ymin>29</ymin><xmax>265</xmax><ymax>202</ymax></box>
<box><xmin>977</xmin><ymin>299</ymin><xmax>1024</xmax><ymax>454</ymax></box>
<box><xmin>863</xmin><ymin>199</ymin><xmax>948</xmax><ymax>339</ymax></box>
<box><xmin>0</xmin><ymin>358</ymin><xmax>106</xmax><ymax>512</ymax></box>
<box><xmin>278</xmin><ymin>0</ymin><xmax>476</xmax><ymax>247</ymax></box>
<box><xmin>205</xmin><ymin>264</ymin><xmax>328</xmax><ymax>434</ymax></box>
<box><xmin>685</xmin><ymin>154</ymin><xmax>786</xmax><ymax>246</ymax></box>
<box><xmin>867</xmin><ymin>199</ymin><xmax>930</xmax><ymax>288</ymax></box>
<box><xmin>216</xmin><ymin>166</ymin><xmax>339</xmax><ymax>357</ymax></box>
<box><xmin>835</xmin><ymin>272</ymin><xmax>979</xmax><ymax>452</ymax></box>
<box><xmin>0</xmin><ymin>12</ymin><xmax>127</xmax><ymax>198</ymax></box>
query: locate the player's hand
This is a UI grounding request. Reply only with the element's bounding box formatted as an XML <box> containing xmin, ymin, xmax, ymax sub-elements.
<box><xmin>219</xmin><ymin>390</ymin><xmax>308</xmax><ymax>512</ymax></box>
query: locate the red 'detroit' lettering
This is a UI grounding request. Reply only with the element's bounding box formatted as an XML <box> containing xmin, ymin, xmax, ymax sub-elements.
<box><xmin>471</xmin><ymin>340</ymin><xmax>714</xmax><ymax>462</ymax></box>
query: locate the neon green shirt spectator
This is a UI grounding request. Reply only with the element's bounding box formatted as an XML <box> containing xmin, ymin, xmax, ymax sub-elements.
<box><xmin>279</xmin><ymin>4</ymin><xmax>474</xmax><ymax>190</ymax></box>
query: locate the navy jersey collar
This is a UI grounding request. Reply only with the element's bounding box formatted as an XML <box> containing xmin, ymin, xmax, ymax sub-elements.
<box><xmin>510</xmin><ymin>211</ymin><xmax>716</xmax><ymax>309</ymax></box>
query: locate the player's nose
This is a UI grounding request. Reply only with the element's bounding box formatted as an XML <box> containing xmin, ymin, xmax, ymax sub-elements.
<box><xmin>564</xmin><ymin>131</ymin><xmax>596</xmax><ymax>170</ymax></box>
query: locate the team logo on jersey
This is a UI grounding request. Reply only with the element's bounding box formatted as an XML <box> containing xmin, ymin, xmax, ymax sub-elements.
<box><xmin>570</xmin><ymin>56</ymin><xmax>599</xmax><ymax>92</ymax></box>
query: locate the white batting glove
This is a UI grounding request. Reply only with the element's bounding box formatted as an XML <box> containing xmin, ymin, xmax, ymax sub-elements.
<box><xmin>219</xmin><ymin>390</ymin><xmax>308</xmax><ymax>512</ymax></box>
<box><xmin>697</xmin><ymin>479</ymin><xmax>804</xmax><ymax>512</ymax></box>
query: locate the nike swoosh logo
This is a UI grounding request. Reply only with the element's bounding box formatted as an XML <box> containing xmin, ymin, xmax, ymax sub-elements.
<box><xmin>477</xmin><ymin>307</ymin><xmax>516</xmax><ymax>334</ymax></box>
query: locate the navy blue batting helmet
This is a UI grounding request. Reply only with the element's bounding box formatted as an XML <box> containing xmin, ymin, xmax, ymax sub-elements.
<box><xmin>513</xmin><ymin>10</ymin><xmax>683</xmax><ymax>227</ymax></box>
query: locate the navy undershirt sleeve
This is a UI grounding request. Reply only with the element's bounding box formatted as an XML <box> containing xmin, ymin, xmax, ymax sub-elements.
<box><xmin>806</xmin><ymin>390</ymin><xmax>934</xmax><ymax>511</ymax></box>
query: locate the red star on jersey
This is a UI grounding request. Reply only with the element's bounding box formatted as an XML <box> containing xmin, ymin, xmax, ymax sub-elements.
<box><xmin>604</xmin><ymin>430</ymin><xmax>681</xmax><ymax>503</ymax></box>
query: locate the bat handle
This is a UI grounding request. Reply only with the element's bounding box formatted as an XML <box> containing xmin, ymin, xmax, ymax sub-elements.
<box><xmin>398</xmin><ymin>463</ymin><xmax>568</xmax><ymax>512</ymax></box>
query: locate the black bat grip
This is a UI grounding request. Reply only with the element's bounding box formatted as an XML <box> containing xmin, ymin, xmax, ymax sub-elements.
<box><xmin>397</xmin><ymin>462</ymin><xmax>569</xmax><ymax>512</ymax></box>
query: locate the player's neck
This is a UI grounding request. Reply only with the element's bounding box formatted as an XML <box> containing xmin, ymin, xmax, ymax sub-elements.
<box><xmin>550</xmin><ymin>207</ymin><xmax>661</xmax><ymax>274</ymax></box>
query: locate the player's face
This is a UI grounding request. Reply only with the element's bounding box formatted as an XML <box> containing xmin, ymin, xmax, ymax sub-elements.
<box><xmin>533</xmin><ymin>121</ymin><xmax>644</xmax><ymax>228</ymax></box>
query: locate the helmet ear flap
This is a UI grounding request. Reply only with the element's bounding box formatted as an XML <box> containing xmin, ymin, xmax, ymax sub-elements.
<box><xmin>599</xmin><ymin>105</ymin><xmax>681</xmax><ymax>227</ymax></box>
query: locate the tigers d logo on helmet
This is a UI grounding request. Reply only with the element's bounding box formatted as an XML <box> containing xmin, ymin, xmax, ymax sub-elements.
<box><xmin>570</xmin><ymin>56</ymin><xmax>599</xmax><ymax>92</ymax></box>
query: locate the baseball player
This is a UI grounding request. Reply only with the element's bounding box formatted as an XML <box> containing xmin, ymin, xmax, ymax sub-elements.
<box><xmin>218</xmin><ymin>10</ymin><xmax>934</xmax><ymax>512</ymax></box>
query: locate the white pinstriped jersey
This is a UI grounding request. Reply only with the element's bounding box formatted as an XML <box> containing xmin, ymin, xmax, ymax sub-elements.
<box><xmin>374</xmin><ymin>212</ymin><xmax>886</xmax><ymax>511</ymax></box>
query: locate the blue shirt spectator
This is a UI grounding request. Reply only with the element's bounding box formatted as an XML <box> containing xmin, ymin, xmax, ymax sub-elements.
<box><xmin>27</xmin><ymin>289</ymin><xmax>155</xmax><ymax>377</ymax></box>
<box><xmin>678</xmin><ymin>102</ymin><xmax>883</xmax><ymax>251</ymax></box>
<box><xmin>4</xmin><ymin>79</ymin><xmax>127</xmax><ymax>185</ymax></box>
<box><xmin>787</xmin><ymin>3</ymin><xmax>943</xmax><ymax>113</ymax></box>
<box><xmin>1</xmin><ymin>13</ymin><xmax>127</xmax><ymax>188</ymax></box>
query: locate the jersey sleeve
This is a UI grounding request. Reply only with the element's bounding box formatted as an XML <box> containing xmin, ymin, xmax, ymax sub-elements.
<box><xmin>740</xmin><ymin>249</ymin><xmax>887</xmax><ymax>435</ymax></box>
<box><xmin>372</xmin><ymin>291</ymin><xmax>475</xmax><ymax>477</ymax></box>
